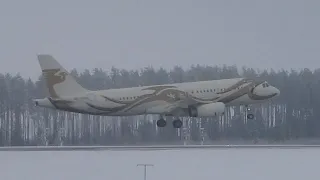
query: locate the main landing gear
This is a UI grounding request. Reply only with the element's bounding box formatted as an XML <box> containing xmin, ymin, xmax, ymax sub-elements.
<box><xmin>156</xmin><ymin>116</ymin><xmax>183</xmax><ymax>128</ymax></box>
<box><xmin>172</xmin><ymin>119</ymin><xmax>183</xmax><ymax>128</ymax></box>
<box><xmin>156</xmin><ymin>118</ymin><xmax>167</xmax><ymax>127</ymax></box>
<box><xmin>247</xmin><ymin>114</ymin><xmax>254</xmax><ymax>119</ymax></box>
<box><xmin>245</xmin><ymin>105</ymin><xmax>255</xmax><ymax>119</ymax></box>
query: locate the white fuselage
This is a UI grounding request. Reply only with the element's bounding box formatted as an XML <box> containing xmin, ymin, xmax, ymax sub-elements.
<box><xmin>35</xmin><ymin>77</ymin><xmax>280</xmax><ymax>117</ymax></box>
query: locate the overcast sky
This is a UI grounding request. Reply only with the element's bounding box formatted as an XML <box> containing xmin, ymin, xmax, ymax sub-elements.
<box><xmin>0</xmin><ymin>0</ymin><xmax>319</xmax><ymax>80</ymax></box>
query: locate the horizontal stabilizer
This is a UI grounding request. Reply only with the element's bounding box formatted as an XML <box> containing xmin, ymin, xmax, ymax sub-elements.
<box><xmin>49</xmin><ymin>97</ymin><xmax>74</xmax><ymax>104</ymax></box>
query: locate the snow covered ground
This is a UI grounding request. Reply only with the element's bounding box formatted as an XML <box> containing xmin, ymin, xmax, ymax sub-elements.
<box><xmin>1</xmin><ymin>148</ymin><xmax>318</xmax><ymax>180</ymax></box>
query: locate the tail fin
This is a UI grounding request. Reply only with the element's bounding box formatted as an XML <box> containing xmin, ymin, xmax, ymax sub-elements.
<box><xmin>37</xmin><ymin>54</ymin><xmax>88</xmax><ymax>98</ymax></box>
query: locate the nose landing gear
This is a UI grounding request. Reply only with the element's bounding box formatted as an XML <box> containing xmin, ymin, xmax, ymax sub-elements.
<box><xmin>245</xmin><ymin>105</ymin><xmax>255</xmax><ymax>119</ymax></box>
<box><xmin>247</xmin><ymin>114</ymin><xmax>254</xmax><ymax>119</ymax></box>
<box><xmin>156</xmin><ymin>117</ymin><xmax>167</xmax><ymax>127</ymax></box>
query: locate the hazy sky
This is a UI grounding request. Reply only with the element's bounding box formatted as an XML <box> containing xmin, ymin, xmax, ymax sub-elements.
<box><xmin>1</xmin><ymin>0</ymin><xmax>319</xmax><ymax>80</ymax></box>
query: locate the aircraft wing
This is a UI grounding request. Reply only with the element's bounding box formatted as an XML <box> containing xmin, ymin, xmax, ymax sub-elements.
<box><xmin>145</xmin><ymin>99</ymin><xmax>188</xmax><ymax>115</ymax></box>
<box><xmin>152</xmin><ymin>94</ymin><xmax>217</xmax><ymax>116</ymax></box>
<box><xmin>155</xmin><ymin>88</ymin><xmax>226</xmax><ymax>116</ymax></box>
<box><xmin>163</xmin><ymin>100</ymin><xmax>188</xmax><ymax>112</ymax></box>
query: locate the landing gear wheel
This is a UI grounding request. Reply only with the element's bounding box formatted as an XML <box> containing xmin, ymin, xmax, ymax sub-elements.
<box><xmin>172</xmin><ymin>119</ymin><xmax>183</xmax><ymax>128</ymax></box>
<box><xmin>247</xmin><ymin>114</ymin><xmax>254</xmax><ymax>119</ymax></box>
<box><xmin>156</xmin><ymin>119</ymin><xmax>167</xmax><ymax>127</ymax></box>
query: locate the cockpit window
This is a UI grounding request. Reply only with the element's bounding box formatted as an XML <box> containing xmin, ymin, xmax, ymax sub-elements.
<box><xmin>262</xmin><ymin>82</ymin><xmax>269</xmax><ymax>88</ymax></box>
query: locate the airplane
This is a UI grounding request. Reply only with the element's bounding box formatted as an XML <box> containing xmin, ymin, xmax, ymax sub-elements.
<box><xmin>33</xmin><ymin>54</ymin><xmax>280</xmax><ymax>128</ymax></box>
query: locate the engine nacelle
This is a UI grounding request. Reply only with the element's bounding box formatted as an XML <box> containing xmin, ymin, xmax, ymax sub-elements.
<box><xmin>188</xmin><ymin>102</ymin><xmax>225</xmax><ymax>117</ymax></box>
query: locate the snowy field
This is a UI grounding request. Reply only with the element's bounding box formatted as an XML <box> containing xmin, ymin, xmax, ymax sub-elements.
<box><xmin>1</xmin><ymin>148</ymin><xmax>319</xmax><ymax>180</ymax></box>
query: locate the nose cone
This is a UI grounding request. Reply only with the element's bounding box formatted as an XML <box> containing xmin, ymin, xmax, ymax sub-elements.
<box><xmin>273</xmin><ymin>87</ymin><xmax>280</xmax><ymax>97</ymax></box>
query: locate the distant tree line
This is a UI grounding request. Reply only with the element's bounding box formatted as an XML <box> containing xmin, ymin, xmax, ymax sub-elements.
<box><xmin>0</xmin><ymin>64</ymin><xmax>320</xmax><ymax>146</ymax></box>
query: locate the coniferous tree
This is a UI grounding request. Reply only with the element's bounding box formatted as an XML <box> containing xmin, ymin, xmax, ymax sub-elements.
<box><xmin>0</xmin><ymin>64</ymin><xmax>320</xmax><ymax>145</ymax></box>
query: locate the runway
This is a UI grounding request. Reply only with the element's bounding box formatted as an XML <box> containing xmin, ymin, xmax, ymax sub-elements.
<box><xmin>1</xmin><ymin>144</ymin><xmax>320</xmax><ymax>151</ymax></box>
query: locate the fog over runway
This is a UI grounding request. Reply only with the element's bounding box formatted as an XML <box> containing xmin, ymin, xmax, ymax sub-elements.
<box><xmin>1</xmin><ymin>147</ymin><xmax>319</xmax><ymax>180</ymax></box>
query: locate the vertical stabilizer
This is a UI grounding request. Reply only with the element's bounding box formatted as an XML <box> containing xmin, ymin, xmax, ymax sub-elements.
<box><xmin>37</xmin><ymin>54</ymin><xmax>88</xmax><ymax>98</ymax></box>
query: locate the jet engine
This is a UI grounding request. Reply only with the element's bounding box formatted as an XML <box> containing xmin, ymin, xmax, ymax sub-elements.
<box><xmin>188</xmin><ymin>102</ymin><xmax>225</xmax><ymax>117</ymax></box>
